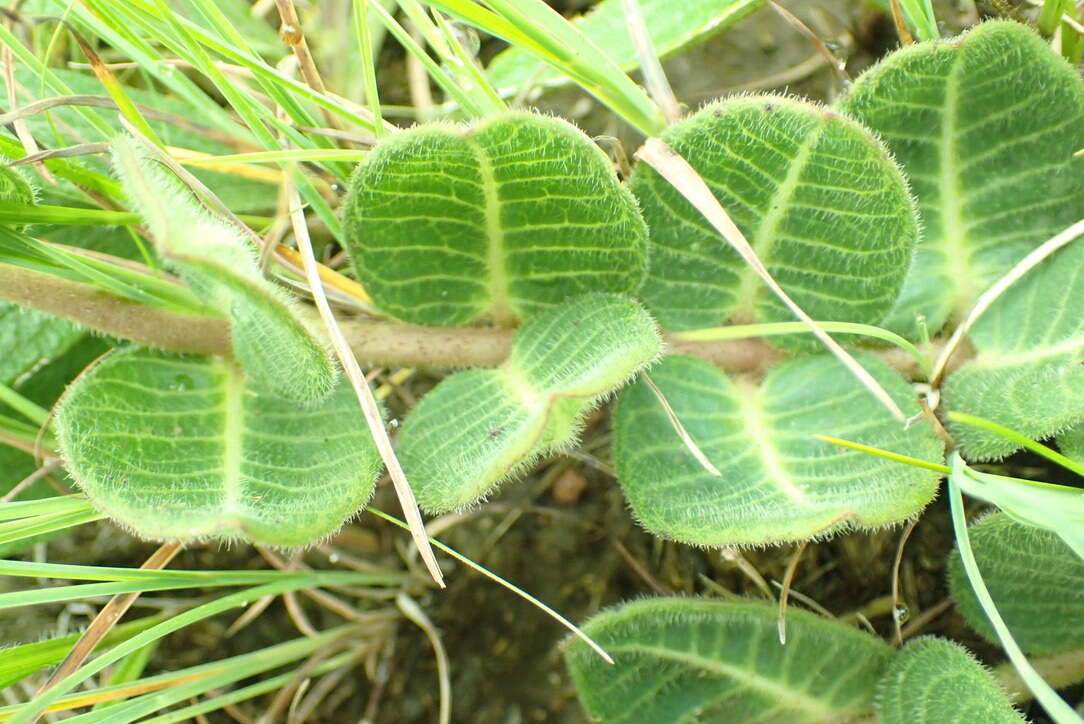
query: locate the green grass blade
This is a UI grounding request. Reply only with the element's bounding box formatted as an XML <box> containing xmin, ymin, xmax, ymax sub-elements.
<box><xmin>5</xmin><ymin>580</ymin><xmax>357</xmax><ymax>722</ymax></box>
<box><xmin>947</xmin><ymin>459</ymin><xmax>1083</xmax><ymax>724</ymax></box>
<box><xmin>422</xmin><ymin>0</ymin><xmax>665</xmax><ymax>134</ymax></box>
<box><xmin>0</xmin><ymin>614</ymin><xmax>168</xmax><ymax>690</ymax></box>
<box><xmin>813</xmin><ymin>435</ymin><xmax>951</xmax><ymax>474</ymax></box>
<box><xmin>946</xmin><ymin>412</ymin><xmax>1084</xmax><ymax>478</ymax></box>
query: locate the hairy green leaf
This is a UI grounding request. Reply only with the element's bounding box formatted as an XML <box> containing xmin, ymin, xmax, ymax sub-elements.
<box><xmin>397</xmin><ymin>294</ymin><xmax>660</xmax><ymax>512</ymax></box>
<box><xmin>1058</xmin><ymin>424</ymin><xmax>1084</xmax><ymax>463</ymax></box>
<box><xmin>487</xmin><ymin>0</ymin><xmax>764</xmax><ymax>93</ymax></box>
<box><xmin>56</xmin><ymin>347</ymin><xmax>383</xmax><ymax>547</ymax></box>
<box><xmin>0</xmin><ymin>163</ymin><xmax>34</xmax><ymax>212</ymax></box>
<box><xmin>343</xmin><ymin>112</ymin><xmax>647</xmax><ymax>326</ymax></box>
<box><xmin>613</xmin><ymin>354</ymin><xmax>943</xmax><ymax>546</ymax></box>
<box><xmin>565</xmin><ymin>598</ymin><xmax>892</xmax><ymax>723</ymax></box>
<box><xmin>942</xmin><ymin>240</ymin><xmax>1084</xmax><ymax>460</ymax></box>
<box><xmin>631</xmin><ymin>96</ymin><xmax>917</xmax><ymax>343</ymax></box>
<box><xmin>948</xmin><ymin>512</ymin><xmax>1084</xmax><ymax>655</ymax></box>
<box><xmin>113</xmin><ymin>137</ymin><xmax>337</xmax><ymax>403</ymax></box>
<box><xmin>0</xmin><ymin>304</ymin><xmax>81</xmax><ymax>387</ymax></box>
<box><xmin>839</xmin><ymin>21</ymin><xmax>1084</xmax><ymax>338</ymax></box>
<box><xmin>876</xmin><ymin>637</ymin><xmax>1024</xmax><ymax>724</ymax></box>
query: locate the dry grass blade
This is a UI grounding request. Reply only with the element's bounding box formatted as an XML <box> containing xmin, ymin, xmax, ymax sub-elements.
<box><xmin>2</xmin><ymin>38</ymin><xmax>52</xmax><ymax>182</ymax></box>
<box><xmin>776</xmin><ymin>540</ymin><xmax>807</xmax><ymax>644</ymax></box>
<box><xmin>929</xmin><ymin>216</ymin><xmax>1084</xmax><ymax>387</ymax></box>
<box><xmin>284</xmin><ymin>178</ymin><xmax>445</xmax><ymax>588</ymax></box>
<box><xmin>619</xmin><ymin>0</ymin><xmax>680</xmax><ymax>124</ymax></box>
<box><xmin>889</xmin><ymin>0</ymin><xmax>915</xmax><ymax>45</ymax></box>
<box><xmin>640</xmin><ymin>372</ymin><xmax>721</xmax><ymax>476</ymax></box>
<box><xmin>31</xmin><ymin>541</ymin><xmax>183</xmax><ymax>721</ymax></box>
<box><xmin>891</xmin><ymin>517</ymin><xmax>919</xmax><ymax>645</ymax></box>
<box><xmin>636</xmin><ymin>138</ymin><xmax>906</xmax><ymax>421</ymax></box>
<box><xmin>769</xmin><ymin>2</ymin><xmax>850</xmax><ymax>84</ymax></box>
<box><xmin>8</xmin><ymin>142</ymin><xmax>111</xmax><ymax>165</ymax></box>
<box><xmin>396</xmin><ymin>594</ymin><xmax>451</xmax><ymax>724</ymax></box>
<box><xmin>0</xmin><ymin>457</ymin><xmax>61</xmax><ymax>503</ymax></box>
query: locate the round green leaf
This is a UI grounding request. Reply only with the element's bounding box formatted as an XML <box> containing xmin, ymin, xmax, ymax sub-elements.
<box><xmin>631</xmin><ymin>95</ymin><xmax>918</xmax><ymax>343</ymax></box>
<box><xmin>56</xmin><ymin>347</ymin><xmax>383</xmax><ymax>547</ymax></box>
<box><xmin>876</xmin><ymin>637</ymin><xmax>1024</xmax><ymax>724</ymax></box>
<box><xmin>942</xmin><ymin>241</ymin><xmax>1084</xmax><ymax>460</ymax></box>
<box><xmin>397</xmin><ymin>294</ymin><xmax>661</xmax><ymax>512</ymax></box>
<box><xmin>565</xmin><ymin>598</ymin><xmax>892</xmax><ymax>723</ymax></box>
<box><xmin>839</xmin><ymin>21</ymin><xmax>1084</xmax><ymax>338</ymax></box>
<box><xmin>343</xmin><ymin>112</ymin><xmax>648</xmax><ymax>326</ymax></box>
<box><xmin>613</xmin><ymin>354</ymin><xmax>943</xmax><ymax>546</ymax></box>
<box><xmin>948</xmin><ymin>512</ymin><xmax>1084</xmax><ymax>655</ymax></box>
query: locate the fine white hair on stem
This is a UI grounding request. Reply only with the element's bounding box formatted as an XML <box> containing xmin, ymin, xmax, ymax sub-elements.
<box><xmin>635</xmin><ymin>138</ymin><xmax>907</xmax><ymax>422</ymax></box>
<box><xmin>284</xmin><ymin>175</ymin><xmax>445</xmax><ymax>589</ymax></box>
<box><xmin>929</xmin><ymin>216</ymin><xmax>1084</xmax><ymax>387</ymax></box>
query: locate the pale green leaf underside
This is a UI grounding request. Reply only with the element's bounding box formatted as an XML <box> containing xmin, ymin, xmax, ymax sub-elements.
<box><xmin>112</xmin><ymin>137</ymin><xmax>336</xmax><ymax>402</ymax></box>
<box><xmin>613</xmin><ymin>354</ymin><xmax>943</xmax><ymax>546</ymax></box>
<box><xmin>0</xmin><ymin>303</ymin><xmax>81</xmax><ymax>386</ymax></box>
<box><xmin>486</xmin><ymin>0</ymin><xmax>764</xmax><ymax>93</ymax></box>
<box><xmin>565</xmin><ymin>598</ymin><xmax>892</xmax><ymax>723</ymax></box>
<box><xmin>343</xmin><ymin>112</ymin><xmax>647</xmax><ymax>326</ymax></box>
<box><xmin>631</xmin><ymin>95</ymin><xmax>917</xmax><ymax>345</ymax></box>
<box><xmin>948</xmin><ymin>512</ymin><xmax>1084</xmax><ymax>655</ymax></box>
<box><xmin>396</xmin><ymin>295</ymin><xmax>660</xmax><ymax>512</ymax></box>
<box><xmin>875</xmin><ymin>637</ymin><xmax>1024</xmax><ymax>724</ymax></box>
<box><xmin>1058</xmin><ymin>425</ymin><xmax>1084</xmax><ymax>463</ymax></box>
<box><xmin>839</xmin><ymin>20</ymin><xmax>1084</xmax><ymax>338</ymax></box>
<box><xmin>942</xmin><ymin>241</ymin><xmax>1084</xmax><ymax>460</ymax></box>
<box><xmin>56</xmin><ymin>347</ymin><xmax>383</xmax><ymax>547</ymax></box>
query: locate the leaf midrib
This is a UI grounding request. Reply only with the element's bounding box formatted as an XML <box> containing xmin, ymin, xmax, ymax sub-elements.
<box><xmin>467</xmin><ymin>134</ymin><xmax>513</xmax><ymax>325</ymax></box>
<box><xmin>611</xmin><ymin>642</ymin><xmax>842</xmax><ymax>719</ymax></box>
<box><xmin>733</xmin><ymin>380</ymin><xmax>808</xmax><ymax>504</ymax></box>
<box><xmin>941</xmin><ymin>50</ymin><xmax>971</xmax><ymax>314</ymax></box>
<box><xmin>733</xmin><ymin>116</ymin><xmax>828</xmax><ymax>317</ymax></box>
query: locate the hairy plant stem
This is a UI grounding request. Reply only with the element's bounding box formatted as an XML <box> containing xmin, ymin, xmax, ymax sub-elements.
<box><xmin>0</xmin><ymin>263</ymin><xmax>953</xmax><ymax>377</ymax></box>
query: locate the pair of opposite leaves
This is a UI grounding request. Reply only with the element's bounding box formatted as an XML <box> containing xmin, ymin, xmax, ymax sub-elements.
<box><xmin>347</xmin><ymin>19</ymin><xmax>1084</xmax><ymax>456</ymax></box>
<box><xmin>59</xmin><ymin>21</ymin><xmax>1084</xmax><ymax>547</ymax></box>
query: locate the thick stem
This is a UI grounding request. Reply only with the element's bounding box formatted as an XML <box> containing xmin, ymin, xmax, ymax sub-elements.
<box><xmin>0</xmin><ymin>265</ymin><xmax>230</xmax><ymax>355</ymax></box>
<box><xmin>0</xmin><ymin>264</ymin><xmax>959</xmax><ymax>376</ymax></box>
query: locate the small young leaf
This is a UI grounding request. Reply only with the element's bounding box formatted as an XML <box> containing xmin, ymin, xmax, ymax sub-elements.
<box><xmin>948</xmin><ymin>512</ymin><xmax>1084</xmax><ymax>655</ymax></box>
<box><xmin>343</xmin><ymin>113</ymin><xmax>647</xmax><ymax>326</ymax></box>
<box><xmin>630</xmin><ymin>95</ymin><xmax>918</xmax><ymax>344</ymax></box>
<box><xmin>613</xmin><ymin>354</ymin><xmax>943</xmax><ymax>546</ymax></box>
<box><xmin>396</xmin><ymin>294</ymin><xmax>660</xmax><ymax>512</ymax></box>
<box><xmin>839</xmin><ymin>21</ymin><xmax>1084</xmax><ymax>338</ymax></box>
<box><xmin>56</xmin><ymin>347</ymin><xmax>383</xmax><ymax>547</ymax></box>
<box><xmin>112</xmin><ymin>137</ymin><xmax>337</xmax><ymax>403</ymax></box>
<box><xmin>487</xmin><ymin>0</ymin><xmax>764</xmax><ymax>93</ymax></box>
<box><xmin>565</xmin><ymin>598</ymin><xmax>892</xmax><ymax>723</ymax></box>
<box><xmin>942</xmin><ymin>240</ymin><xmax>1084</xmax><ymax>460</ymax></box>
<box><xmin>876</xmin><ymin>637</ymin><xmax>1025</xmax><ymax>724</ymax></box>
